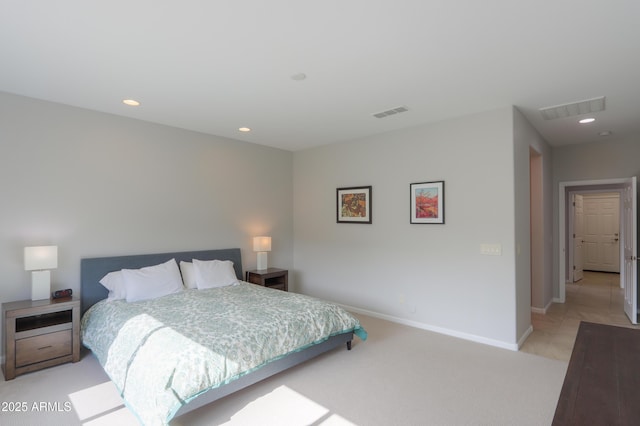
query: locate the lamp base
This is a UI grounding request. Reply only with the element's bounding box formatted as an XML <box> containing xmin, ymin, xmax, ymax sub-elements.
<box><xmin>31</xmin><ymin>271</ymin><xmax>51</xmax><ymax>300</ymax></box>
<box><xmin>256</xmin><ymin>252</ymin><xmax>268</xmax><ymax>270</ymax></box>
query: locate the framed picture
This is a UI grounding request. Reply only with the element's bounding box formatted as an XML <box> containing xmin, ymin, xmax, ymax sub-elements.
<box><xmin>410</xmin><ymin>181</ymin><xmax>444</xmax><ymax>224</ymax></box>
<box><xmin>337</xmin><ymin>186</ymin><xmax>372</xmax><ymax>223</ymax></box>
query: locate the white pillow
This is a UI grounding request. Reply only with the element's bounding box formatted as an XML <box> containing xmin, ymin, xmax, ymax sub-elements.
<box><xmin>179</xmin><ymin>261</ymin><xmax>197</xmax><ymax>289</ymax></box>
<box><xmin>122</xmin><ymin>258</ymin><xmax>184</xmax><ymax>302</ymax></box>
<box><xmin>192</xmin><ymin>259</ymin><xmax>238</xmax><ymax>289</ymax></box>
<box><xmin>99</xmin><ymin>270</ymin><xmax>126</xmax><ymax>301</ymax></box>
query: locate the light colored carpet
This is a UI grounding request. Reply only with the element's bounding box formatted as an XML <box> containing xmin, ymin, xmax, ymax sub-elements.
<box><xmin>0</xmin><ymin>314</ymin><xmax>567</xmax><ymax>425</ymax></box>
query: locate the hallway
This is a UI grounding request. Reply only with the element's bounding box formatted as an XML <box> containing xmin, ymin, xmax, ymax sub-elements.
<box><xmin>521</xmin><ymin>271</ymin><xmax>639</xmax><ymax>361</ymax></box>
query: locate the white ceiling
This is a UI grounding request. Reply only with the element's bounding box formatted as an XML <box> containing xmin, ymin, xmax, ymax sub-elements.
<box><xmin>2</xmin><ymin>1</ymin><xmax>639</xmax><ymax>152</ymax></box>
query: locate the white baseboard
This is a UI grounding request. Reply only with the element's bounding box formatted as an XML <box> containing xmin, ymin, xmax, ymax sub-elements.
<box><xmin>531</xmin><ymin>298</ymin><xmax>554</xmax><ymax>314</ymax></box>
<box><xmin>341</xmin><ymin>304</ymin><xmax>520</xmax><ymax>352</ymax></box>
<box><xmin>517</xmin><ymin>325</ymin><xmax>534</xmax><ymax>349</ymax></box>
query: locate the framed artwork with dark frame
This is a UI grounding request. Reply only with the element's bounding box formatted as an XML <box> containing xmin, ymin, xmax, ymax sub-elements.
<box><xmin>410</xmin><ymin>181</ymin><xmax>444</xmax><ymax>224</ymax></box>
<box><xmin>337</xmin><ymin>186</ymin><xmax>372</xmax><ymax>223</ymax></box>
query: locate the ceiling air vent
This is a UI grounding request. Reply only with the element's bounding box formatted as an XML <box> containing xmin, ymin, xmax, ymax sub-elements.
<box><xmin>372</xmin><ymin>106</ymin><xmax>409</xmax><ymax>119</ymax></box>
<box><xmin>539</xmin><ymin>96</ymin><xmax>605</xmax><ymax>120</ymax></box>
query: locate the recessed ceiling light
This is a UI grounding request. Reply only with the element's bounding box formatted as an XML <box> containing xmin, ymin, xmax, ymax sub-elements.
<box><xmin>123</xmin><ymin>99</ymin><xmax>140</xmax><ymax>106</ymax></box>
<box><xmin>599</xmin><ymin>130</ymin><xmax>612</xmax><ymax>137</ymax></box>
<box><xmin>291</xmin><ymin>73</ymin><xmax>307</xmax><ymax>81</ymax></box>
<box><xmin>578</xmin><ymin>117</ymin><xmax>595</xmax><ymax>124</ymax></box>
<box><xmin>238</xmin><ymin>127</ymin><xmax>251</xmax><ymax>132</ymax></box>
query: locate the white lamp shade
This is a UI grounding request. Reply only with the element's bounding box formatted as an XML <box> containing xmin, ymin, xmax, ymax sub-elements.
<box><xmin>24</xmin><ymin>246</ymin><xmax>58</xmax><ymax>271</ymax></box>
<box><xmin>253</xmin><ymin>236</ymin><xmax>272</xmax><ymax>252</ymax></box>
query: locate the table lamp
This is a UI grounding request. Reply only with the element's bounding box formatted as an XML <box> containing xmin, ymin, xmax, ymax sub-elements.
<box><xmin>24</xmin><ymin>246</ymin><xmax>58</xmax><ymax>300</ymax></box>
<box><xmin>253</xmin><ymin>236</ymin><xmax>271</xmax><ymax>270</ymax></box>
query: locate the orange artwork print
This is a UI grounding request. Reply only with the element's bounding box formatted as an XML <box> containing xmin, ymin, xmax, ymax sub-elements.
<box><xmin>341</xmin><ymin>193</ymin><xmax>367</xmax><ymax>217</ymax></box>
<box><xmin>415</xmin><ymin>188</ymin><xmax>439</xmax><ymax>218</ymax></box>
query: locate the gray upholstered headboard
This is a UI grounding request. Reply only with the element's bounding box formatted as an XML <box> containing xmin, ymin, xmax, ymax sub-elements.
<box><xmin>80</xmin><ymin>248</ymin><xmax>243</xmax><ymax>315</ymax></box>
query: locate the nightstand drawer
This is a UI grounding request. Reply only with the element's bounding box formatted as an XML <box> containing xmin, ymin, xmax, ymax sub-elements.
<box><xmin>16</xmin><ymin>330</ymin><xmax>72</xmax><ymax>367</ymax></box>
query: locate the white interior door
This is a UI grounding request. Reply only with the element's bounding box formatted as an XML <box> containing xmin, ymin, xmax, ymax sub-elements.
<box><xmin>583</xmin><ymin>193</ymin><xmax>620</xmax><ymax>273</ymax></box>
<box><xmin>573</xmin><ymin>194</ymin><xmax>584</xmax><ymax>282</ymax></box>
<box><xmin>623</xmin><ymin>177</ymin><xmax>637</xmax><ymax>324</ymax></box>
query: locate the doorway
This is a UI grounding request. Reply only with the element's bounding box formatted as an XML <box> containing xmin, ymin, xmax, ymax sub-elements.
<box><xmin>558</xmin><ymin>178</ymin><xmax>637</xmax><ymax>324</ymax></box>
<box><xmin>570</xmin><ymin>192</ymin><xmax>621</xmax><ymax>282</ymax></box>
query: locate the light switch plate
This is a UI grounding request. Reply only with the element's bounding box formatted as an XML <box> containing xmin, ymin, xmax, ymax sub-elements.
<box><xmin>480</xmin><ymin>243</ymin><xmax>502</xmax><ymax>256</ymax></box>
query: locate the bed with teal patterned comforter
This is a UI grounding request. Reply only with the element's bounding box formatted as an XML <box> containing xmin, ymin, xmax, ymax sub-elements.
<box><xmin>81</xmin><ymin>282</ymin><xmax>367</xmax><ymax>425</ymax></box>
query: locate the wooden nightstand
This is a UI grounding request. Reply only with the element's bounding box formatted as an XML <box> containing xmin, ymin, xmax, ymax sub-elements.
<box><xmin>246</xmin><ymin>268</ymin><xmax>288</xmax><ymax>291</ymax></box>
<box><xmin>2</xmin><ymin>297</ymin><xmax>80</xmax><ymax>380</ymax></box>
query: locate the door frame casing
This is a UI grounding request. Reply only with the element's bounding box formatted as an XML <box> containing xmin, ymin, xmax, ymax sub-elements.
<box><xmin>558</xmin><ymin>178</ymin><xmax>631</xmax><ymax>303</ymax></box>
<box><xmin>571</xmin><ymin>193</ymin><xmax>584</xmax><ymax>283</ymax></box>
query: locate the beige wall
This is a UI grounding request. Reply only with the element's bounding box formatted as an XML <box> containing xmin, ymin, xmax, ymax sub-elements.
<box><xmin>513</xmin><ymin>107</ymin><xmax>553</xmax><ymax>340</ymax></box>
<box><xmin>293</xmin><ymin>107</ymin><xmax>522</xmax><ymax>347</ymax></box>
<box><xmin>0</xmin><ymin>92</ymin><xmax>294</xmax><ymax>311</ymax></box>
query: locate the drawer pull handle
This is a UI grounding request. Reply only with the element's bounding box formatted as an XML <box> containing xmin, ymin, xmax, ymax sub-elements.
<box><xmin>37</xmin><ymin>345</ymin><xmax>53</xmax><ymax>350</ymax></box>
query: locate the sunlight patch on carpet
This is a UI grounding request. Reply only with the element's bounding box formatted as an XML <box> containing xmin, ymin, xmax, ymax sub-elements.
<box><xmin>68</xmin><ymin>381</ymin><xmax>137</xmax><ymax>425</ymax></box>
<box><xmin>222</xmin><ymin>385</ymin><xmax>356</xmax><ymax>426</ymax></box>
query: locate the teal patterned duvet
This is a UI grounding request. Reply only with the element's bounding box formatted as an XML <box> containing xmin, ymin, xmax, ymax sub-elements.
<box><xmin>81</xmin><ymin>282</ymin><xmax>367</xmax><ymax>425</ymax></box>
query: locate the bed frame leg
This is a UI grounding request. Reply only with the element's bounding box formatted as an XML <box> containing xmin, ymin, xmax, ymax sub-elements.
<box><xmin>347</xmin><ymin>341</ymin><xmax>352</xmax><ymax>350</ymax></box>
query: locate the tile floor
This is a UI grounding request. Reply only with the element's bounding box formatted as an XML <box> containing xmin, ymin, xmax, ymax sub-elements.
<box><xmin>520</xmin><ymin>271</ymin><xmax>640</xmax><ymax>361</ymax></box>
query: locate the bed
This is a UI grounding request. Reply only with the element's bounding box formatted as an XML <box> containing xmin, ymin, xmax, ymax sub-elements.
<box><xmin>80</xmin><ymin>248</ymin><xmax>366</xmax><ymax>425</ymax></box>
